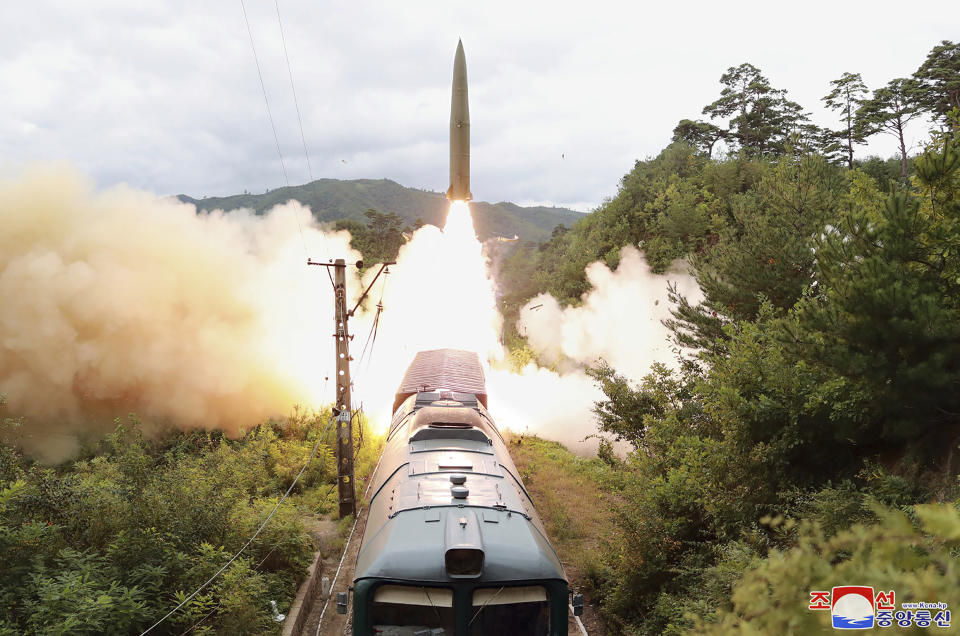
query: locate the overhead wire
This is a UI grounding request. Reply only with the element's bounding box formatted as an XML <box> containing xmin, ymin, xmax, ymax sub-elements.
<box><xmin>239</xmin><ymin>0</ymin><xmax>289</xmax><ymax>189</ymax></box>
<box><xmin>273</xmin><ymin>0</ymin><xmax>313</xmax><ymax>183</ymax></box>
<box><xmin>271</xmin><ymin>0</ymin><xmax>335</xmax><ymax>268</ymax></box>
<box><xmin>177</xmin><ymin>605</ymin><xmax>219</xmax><ymax>636</ymax></box>
<box><xmin>239</xmin><ymin>0</ymin><xmax>315</xmax><ymax>262</ymax></box>
<box><xmin>355</xmin><ymin>267</ymin><xmax>389</xmax><ymax>380</ymax></box>
<box><xmin>168</xmin><ymin>5</ymin><xmax>357</xmax><ymax>635</ymax></box>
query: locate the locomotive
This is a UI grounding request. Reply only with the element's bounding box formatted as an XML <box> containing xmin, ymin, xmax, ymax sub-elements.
<box><xmin>338</xmin><ymin>349</ymin><xmax>580</xmax><ymax>635</ymax></box>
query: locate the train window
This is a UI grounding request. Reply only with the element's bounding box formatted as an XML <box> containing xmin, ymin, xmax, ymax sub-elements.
<box><xmin>371</xmin><ymin>585</ymin><xmax>455</xmax><ymax>635</ymax></box>
<box><xmin>469</xmin><ymin>586</ymin><xmax>550</xmax><ymax>636</ymax></box>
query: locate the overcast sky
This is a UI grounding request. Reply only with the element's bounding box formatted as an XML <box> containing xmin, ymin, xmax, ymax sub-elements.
<box><xmin>1</xmin><ymin>1</ymin><xmax>956</xmax><ymax>211</ymax></box>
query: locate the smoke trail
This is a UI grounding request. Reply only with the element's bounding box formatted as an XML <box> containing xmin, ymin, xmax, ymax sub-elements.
<box><xmin>0</xmin><ymin>165</ymin><xmax>360</xmax><ymax>461</ymax></box>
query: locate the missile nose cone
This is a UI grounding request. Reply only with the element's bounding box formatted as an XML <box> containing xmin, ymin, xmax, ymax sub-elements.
<box><xmin>447</xmin><ymin>40</ymin><xmax>471</xmax><ymax>201</ymax></box>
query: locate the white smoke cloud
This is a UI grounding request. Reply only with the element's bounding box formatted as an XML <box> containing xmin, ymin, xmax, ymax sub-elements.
<box><xmin>518</xmin><ymin>245</ymin><xmax>702</xmax><ymax>383</ymax></box>
<box><xmin>348</xmin><ymin>201</ymin><xmax>504</xmax><ymax>426</ymax></box>
<box><xmin>486</xmin><ymin>364</ymin><xmax>604</xmax><ymax>451</ymax></box>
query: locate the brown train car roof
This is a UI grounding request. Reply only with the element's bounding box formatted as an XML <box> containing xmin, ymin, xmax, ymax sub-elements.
<box><xmin>393</xmin><ymin>348</ymin><xmax>487</xmax><ymax>411</ymax></box>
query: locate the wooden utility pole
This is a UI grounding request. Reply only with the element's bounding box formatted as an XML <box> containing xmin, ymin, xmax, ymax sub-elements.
<box><xmin>332</xmin><ymin>259</ymin><xmax>355</xmax><ymax>518</ymax></box>
<box><xmin>308</xmin><ymin>257</ymin><xmax>394</xmax><ymax>518</ymax></box>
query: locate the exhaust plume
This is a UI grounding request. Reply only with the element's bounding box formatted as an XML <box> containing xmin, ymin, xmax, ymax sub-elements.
<box><xmin>1</xmin><ymin>164</ymin><xmax>703</xmax><ymax>461</ymax></box>
<box><xmin>0</xmin><ymin>165</ymin><xmax>359</xmax><ymax>461</ymax></box>
<box><xmin>518</xmin><ymin>246</ymin><xmax>702</xmax><ymax>380</ymax></box>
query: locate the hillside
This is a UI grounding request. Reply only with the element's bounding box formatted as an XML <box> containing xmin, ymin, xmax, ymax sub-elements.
<box><xmin>177</xmin><ymin>178</ymin><xmax>585</xmax><ymax>242</ymax></box>
<box><xmin>493</xmin><ymin>39</ymin><xmax>960</xmax><ymax>634</ymax></box>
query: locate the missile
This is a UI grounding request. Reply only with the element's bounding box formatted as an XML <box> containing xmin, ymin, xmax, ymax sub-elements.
<box><xmin>446</xmin><ymin>39</ymin><xmax>471</xmax><ymax>201</ymax></box>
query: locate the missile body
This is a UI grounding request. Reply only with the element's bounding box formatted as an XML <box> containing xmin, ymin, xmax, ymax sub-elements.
<box><xmin>447</xmin><ymin>40</ymin><xmax>471</xmax><ymax>201</ymax></box>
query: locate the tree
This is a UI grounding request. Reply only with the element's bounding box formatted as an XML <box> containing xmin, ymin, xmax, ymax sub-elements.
<box><xmin>698</xmin><ymin>503</ymin><xmax>960</xmax><ymax>635</ymax></box>
<box><xmin>703</xmin><ymin>63</ymin><xmax>811</xmax><ymax>157</ymax></box>
<box><xmin>822</xmin><ymin>72</ymin><xmax>869</xmax><ymax>168</ymax></box>
<box><xmin>857</xmin><ymin>78</ymin><xmax>924</xmax><ymax>177</ymax></box>
<box><xmin>363</xmin><ymin>208</ymin><xmax>406</xmax><ymax>261</ymax></box>
<box><xmin>335</xmin><ymin>209</ymin><xmax>408</xmax><ymax>264</ymax></box>
<box><xmin>788</xmin><ymin>148</ymin><xmax>960</xmax><ymax>444</ymax></box>
<box><xmin>913</xmin><ymin>39</ymin><xmax>960</xmax><ymax>126</ymax></box>
<box><xmin>672</xmin><ymin>119</ymin><xmax>727</xmax><ymax>158</ymax></box>
<box><xmin>667</xmin><ymin>156</ymin><xmax>843</xmax><ymax>351</ymax></box>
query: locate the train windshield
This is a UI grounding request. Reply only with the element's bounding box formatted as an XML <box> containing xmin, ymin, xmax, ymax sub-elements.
<box><xmin>468</xmin><ymin>586</ymin><xmax>550</xmax><ymax>635</ymax></box>
<box><xmin>371</xmin><ymin>585</ymin><xmax>455</xmax><ymax>635</ymax></box>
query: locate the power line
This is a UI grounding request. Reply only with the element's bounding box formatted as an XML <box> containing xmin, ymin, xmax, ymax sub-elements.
<box><xmin>273</xmin><ymin>0</ymin><xmax>313</xmax><ymax>183</ymax></box>
<box><xmin>239</xmin><ymin>0</ymin><xmax>289</xmax><ymax>189</ymax></box>
<box><xmin>239</xmin><ymin>0</ymin><xmax>312</xmax><ymax>260</ymax></box>
<box><xmin>139</xmin><ymin>415</ymin><xmax>335</xmax><ymax>636</ymax></box>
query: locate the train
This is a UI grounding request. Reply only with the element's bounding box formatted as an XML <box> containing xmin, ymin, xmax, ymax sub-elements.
<box><xmin>336</xmin><ymin>348</ymin><xmax>582</xmax><ymax>635</ymax></box>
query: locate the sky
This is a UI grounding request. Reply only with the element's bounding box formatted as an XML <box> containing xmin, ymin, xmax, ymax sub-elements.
<box><xmin>0</xmin><ymin>0</ymin><xmax>956</xmax><ymax>211</ymax></box>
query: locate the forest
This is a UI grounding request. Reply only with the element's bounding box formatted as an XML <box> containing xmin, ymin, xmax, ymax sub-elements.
<box><xmin>496</xmin><ymin>39</ymin><xmax>960</xmax><ymax>634</ymax></box>
<box><xmin>1</xmin><ymin>36</ymin><xmax>958</xmax><ymax>635</ymax></box>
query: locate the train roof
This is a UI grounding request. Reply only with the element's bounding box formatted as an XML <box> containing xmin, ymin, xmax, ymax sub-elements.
<box><xmin>355</xmin><ymin>351</ymin><xmax>564</xmax><ymax>586</ymax></box>
<box><xmin>393</xmin><ymin>349</ymin><xmax>488</xmax><ymax>411</ymax></box>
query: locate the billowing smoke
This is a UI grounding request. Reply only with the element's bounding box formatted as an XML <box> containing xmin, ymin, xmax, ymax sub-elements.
<box><xmin>518</xmin><ymin>246</ymin><xmax>702</xmax><ymax>380</ymax></box>
<box><xmin>1</xmin><ymin>164</ymin><xmax>702</xmax><ymax>461</ymax></box>
<box><xmin>0</xmin><ymin>165</ymin><xmax>360</xmax><ymax>461</ymax></box>
<box><xmin>481</xmin><ymin>246</ymin><xmax>701</xmax><ymax>453</ymax></box>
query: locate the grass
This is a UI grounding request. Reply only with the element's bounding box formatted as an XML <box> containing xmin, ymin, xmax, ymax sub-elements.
<box><xmin>505</xmin><ymin>433</ymin><xmax>627</xmax><ymax>631</ymax></box>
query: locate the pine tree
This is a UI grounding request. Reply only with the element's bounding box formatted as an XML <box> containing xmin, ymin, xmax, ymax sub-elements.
<box><xmin>703</xmin><ymin>63</ymin><xmax>811</xmax><ymax>157</ymax></box>
<box><xmin>672</xmin><ymin>119</ymin><xmax>727</xmax><ymax>158</ymax></box>
<box><xmin>822</xmin><ymin>72</ymin><xmax>869</xmax><ymax>168</ymax></box>
<box><xmin>913</xmin><ymin>40</ymin><xmax>960</xmax><ymax>127</ymax></box>
<box><xmin>857</xmin><ymin>78</ymin><xmax>924</xmax><ymax>177</ymax></box>
<box><xmin>789</xmin><ymin>134</ymin><xmax>960</xmax><ymax>442</ymax></box>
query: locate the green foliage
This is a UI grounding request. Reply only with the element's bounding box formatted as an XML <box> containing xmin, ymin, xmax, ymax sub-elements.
<box><xmin>702</xmin><ymin>63</ymin><xmax>815</xmax><ymax>158</ymax></box>
<box><xmin>335</xmin><ymin>208</ymin><xmax>409</xmax><ymax>265</ymax></box>
<box><xmin>587</xmin><ymin>362</ymin><xmax>688</xmax><ymax>449</ymax></box>
<box><xmin>583</xmin><ymin>130</ymin><xmax>960</xmax><ymax>634</ymax></box>
<box><xmin>854</xmin><ymin>154</ymin><xmax>907</xmax><ymax>190</ymax></box>
<box><xmin>672</xmin><ymin>120</ymin><xmax>727</xmax><ymax>159</ymax></box>
<box><xmin>822</xmin><ymin>72</ymin><xmax>869</xmax><ymax>168</ymax></box>
<box><xmin>788</xmin><ymin>138</ymin><xmax>960</xmax><ymax>443</ymax></box>
<box><xmin>857</xmin><ymin>78</ymin><xmax>925</xmax><ymax>177</ymax></box>
<box><xmin>696</xmin><ymin>155</ymin><xmax>842</xmax><ymax>320</ymax></box>
<box><xmin>491</xmin><ymin>43</ymin><xmax>960</xmax><ymax>636</ymax></box>
<box><xmin>502</xmin><ymin>143</ymin><xmax>741</xmax><ymax>312</ymax></box>
<box><xmin>696</xmin><ymin>502</ymin><xmax>960</xmax><ymax>634</ymax></box>
<box><xmin>913</xmin><ymin>40</ymin><xmax>960</xmax><ymax>125</ymax></box>
<box><xmin>0</xmin><ymin>411</ymin><xmax>379</xmax><ymax>635</ymax></box>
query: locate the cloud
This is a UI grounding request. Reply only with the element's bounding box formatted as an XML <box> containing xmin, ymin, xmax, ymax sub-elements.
<box><xmin>0</xmin><ymin>0</ymin><xmax>949</xmax><ymax>208</ymax></box>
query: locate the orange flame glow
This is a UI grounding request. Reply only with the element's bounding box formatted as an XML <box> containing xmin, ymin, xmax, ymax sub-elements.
<box><xmin>350</xmin><ymin>201</ymin><xmax>503</xmax><ymax>431</ymax></box>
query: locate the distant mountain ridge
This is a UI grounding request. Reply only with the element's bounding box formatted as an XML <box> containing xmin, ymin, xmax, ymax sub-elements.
<box><xmin>177</xmin><ymin>178</ymin><xmax>586</xmax><ymax>242</ymax></box>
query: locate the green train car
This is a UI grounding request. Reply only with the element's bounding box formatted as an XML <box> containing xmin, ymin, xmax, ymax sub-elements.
<box><xmin>338</xmin><ymin>349</ymin><xmax>581</xmax><ymax>635</ymax></box>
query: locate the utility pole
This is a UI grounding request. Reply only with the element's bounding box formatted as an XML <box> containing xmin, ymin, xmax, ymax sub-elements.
<box><xmin>309</xmin><ymin>257</ymin><xmax>394</xmax><ymax>518</ymax></box>
<box><xmin>332</xmin><ymin>259</ymin><xmax>354</xmax><ymax>518</ymax></box>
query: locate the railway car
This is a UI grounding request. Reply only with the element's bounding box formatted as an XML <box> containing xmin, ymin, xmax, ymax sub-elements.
<box><xmin>338</xmin><ymin>349</ymin><xmax>581</xmax><ymax>635</ymax></box>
